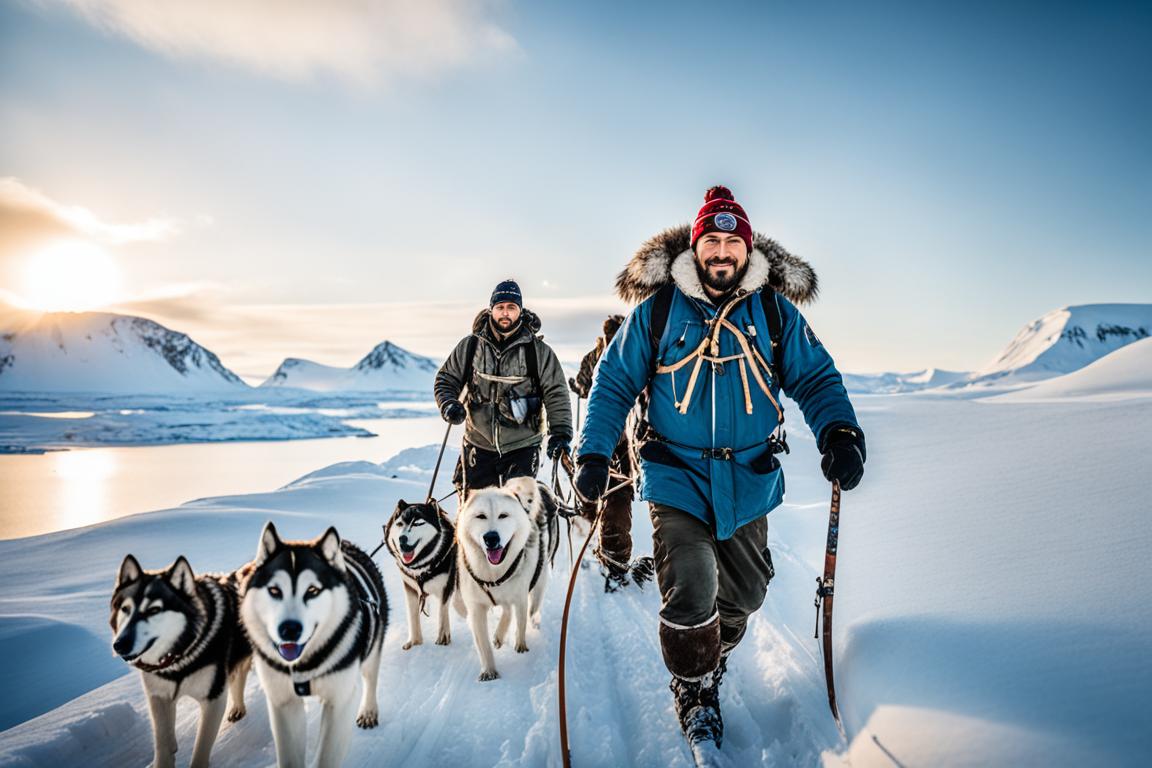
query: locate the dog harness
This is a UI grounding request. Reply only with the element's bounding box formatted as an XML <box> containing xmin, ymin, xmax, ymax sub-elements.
<box><xmin>461</xmin><ymin>532</ymin><xmax>547</xmax><ymax>607</ymax></box>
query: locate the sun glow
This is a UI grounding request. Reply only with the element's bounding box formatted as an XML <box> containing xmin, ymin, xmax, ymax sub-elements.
<box><xmin>20</xmin><ymin>240</ymin><xmax>124</xmax><ymax>312</ymax></box>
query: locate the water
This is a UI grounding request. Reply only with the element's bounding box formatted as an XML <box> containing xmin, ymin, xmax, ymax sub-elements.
<box><xmin>0</xmin><ymin>414</ymin><xmax>448</xmax><ymax>540</ymax></box>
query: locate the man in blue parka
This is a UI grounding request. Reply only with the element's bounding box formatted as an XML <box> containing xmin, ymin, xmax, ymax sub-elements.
<box><xmin>574</xmin><ymin>186</ymin><xmax>866</xmax><ymax>752</ymax></box>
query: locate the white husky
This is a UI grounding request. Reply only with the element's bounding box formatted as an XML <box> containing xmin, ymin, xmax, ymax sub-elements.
<box><xmin>456</xmin><ymin>476</ymin><xmax>559</xmax><ymax>681</ymax></box>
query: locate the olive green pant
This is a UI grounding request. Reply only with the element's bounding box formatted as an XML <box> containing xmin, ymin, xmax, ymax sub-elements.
<box><xmin>650</xmin><ymin>504</ymin><xmax>773</xmax><ymax>678</ymax></box>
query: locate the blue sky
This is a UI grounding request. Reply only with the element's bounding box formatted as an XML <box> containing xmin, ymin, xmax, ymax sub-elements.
<box><xmin>1</xmin><ymin>0</ymin><xmax>1149</xmax><ymax>378</ymax></box>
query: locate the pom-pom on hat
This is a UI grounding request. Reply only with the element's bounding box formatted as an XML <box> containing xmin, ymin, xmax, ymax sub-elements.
<box><xmin>490</xmin><ymin>279</ymin><xmax>523</xmax><ymax>308</ymax></box>
<box><xmin>690</xmin><ymin>185</ymin><xmax>753</xmax><ymax>254</ymax></box>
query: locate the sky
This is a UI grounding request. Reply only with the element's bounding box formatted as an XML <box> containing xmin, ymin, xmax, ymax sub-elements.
<box><xmin>1</xmin><ymin>0</ymin><xmax>1149</xmax><ymax>380</ymax></box>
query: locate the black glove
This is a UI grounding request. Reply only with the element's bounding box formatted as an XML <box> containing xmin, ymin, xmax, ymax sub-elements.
<box><xmin>440</xmin><ymin>399</ymin><xmax>466</xmax><ymax>425</ymax></box>
<box><xmin>573</xmin><ymin>454</ymin><xmax>609</xmax><ymax>503</ymax></box>
<box><xmin>546</xmin><ymin>434</ymin><xmax>571</xmax><ymax>460</ymax></box>
<box><xmin>820</xmin><ymin>426</ymin><xmax>866</xmax><ymax>491</ymax></box>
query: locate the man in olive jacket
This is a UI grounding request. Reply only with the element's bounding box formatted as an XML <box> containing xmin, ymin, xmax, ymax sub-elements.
<box><xmin>435</xmin><ymin>279</ymin><xmax>573</xmax><ymax>497</ymax></box>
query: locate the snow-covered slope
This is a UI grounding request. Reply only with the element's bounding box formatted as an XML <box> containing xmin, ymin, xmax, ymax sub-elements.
<box><xmin>843</xmin><ymin>368</ymin><xmax>968</xmax><ymax>394</ymax></box>
<box><xmin>262</xmin><ymin>341</ymin><xmax>438</xmax><ymax>393</ymax></box>
<box><xmin>0</xmin><ymin>312</ymin><xmax>247</xmax><ymax>394</ymax></box>
<box><xmin>965</xmin><ymin>304</ymin><xmax>1152</xmax><ymax>387</ymax></box>
<box><xmin>991</xmin><ymin>336</ymin><xmax>1152</xmax><ymax>402</ymax></box>
<box><xmin>1</xmin><ymin>394</ymin><xmax>1148</xmax><ymax>766</ymax></box>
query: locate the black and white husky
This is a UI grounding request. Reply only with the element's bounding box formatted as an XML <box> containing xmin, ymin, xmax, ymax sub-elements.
<box><xmin>240</xmin><ymin>522</ymin><xmax>388</xmax><ymax>768</ymax></box>
<box><xmin>384</xmin><ymin>498</ymin><xmax>461</xmax><ymax>650</ymax></box>
<box><xmin>110</xmin><ymin>554</ymin><xmax>252</xmax><ymax>768</ymax></box>
<box><xmin>456</xmin><ymin>476</ymin><xmax>560</xmax><ymax>681</ymax></box>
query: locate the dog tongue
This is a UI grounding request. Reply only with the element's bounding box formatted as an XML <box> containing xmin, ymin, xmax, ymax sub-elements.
<box><xmin>486</xmin><ymin>546</ymin><xmax>506</xmax><ymax>565</ymax></box>
<box><xmin>278</xmin><ymin>643</ymin><xmax>303</xmax><ymax>662</ymax></box>
<box><xmin>402</xmin><ymin>551</ymin><xmax>416</xmax><ymax>564</ymax></box>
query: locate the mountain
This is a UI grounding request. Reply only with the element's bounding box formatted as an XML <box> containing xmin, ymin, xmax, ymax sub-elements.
<box><xmin>261</xmin><ymin>341</ymin><xmax>439</xmax><ymax>392</ymax></box>
<box><xmin>842</xmin><ymin>368</ymin><xmax>969</xmax><ymax>394</ymax></box>
<box><xmin>964</xmin><ymin>304</ymin><xmax>1152</xmax><ymax>387</ymax></box>
<box><xmin>0</xmin><ymin>311</ymin><xmax>247</xmax><ymax>394</ymax></box>
<box><xmin>992</xmin><ymin>336</ymin><xmax>1152</xmax><ymax>402</ymax></box>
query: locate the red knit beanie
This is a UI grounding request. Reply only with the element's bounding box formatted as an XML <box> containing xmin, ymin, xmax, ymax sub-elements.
<box><xmin>691</xmin><ymin>185</ymin><xmax>753</xmax><ymax>253</ymax></box>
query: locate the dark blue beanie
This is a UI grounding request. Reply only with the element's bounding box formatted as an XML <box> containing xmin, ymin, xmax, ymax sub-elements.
<box><xmin>490</xmin><ymin>279</ymin><xmax>522</xmax><ymax>308</ymax></box>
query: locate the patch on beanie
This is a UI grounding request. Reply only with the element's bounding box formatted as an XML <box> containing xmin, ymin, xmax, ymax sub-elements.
<box><xmin>714</xmin><ymin>213</ymin><xmax>738</xmax><ymax>231</ymax></box>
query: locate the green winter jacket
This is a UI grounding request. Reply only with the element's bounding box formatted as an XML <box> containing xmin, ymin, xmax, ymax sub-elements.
<box><xmin>434</xmin><ymin>308</ymin><xmax>572</xmax><ymax>455</ymax></box>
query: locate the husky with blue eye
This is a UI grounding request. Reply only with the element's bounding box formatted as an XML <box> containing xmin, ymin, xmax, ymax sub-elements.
<box><xmin>239</xmin><ymin>522</ymin><xmax>388</xmax><ymax>768</ymax></box>
<box><xmin>110</xmin><ymin>554</ymin><xmax>252</xmax><ymax>768</ymax></box>
<box><xmin>384</xmin><ymin>498</ymin><xmax>461</xmax><ymax>650</ymax></box>
<box><xmin>456</xmin><ymin>476</ymin><xmax>559</xmax><ymax>681</ymax></box>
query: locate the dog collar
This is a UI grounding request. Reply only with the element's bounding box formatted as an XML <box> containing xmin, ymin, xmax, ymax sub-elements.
<box><xmin>461</xmin><ymin>541</ymin><xmax>526</xmax><ymax>606</ymax></box>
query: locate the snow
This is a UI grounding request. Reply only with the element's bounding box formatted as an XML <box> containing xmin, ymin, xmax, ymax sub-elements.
<box><xmin>261</xmin><ymin>341</ymin><xmax>439</xmax><ymax>393</ymax></box>
<box><xmin>2</xmin><ymin>385</ymin><xmax>1149</xmax><ymax>766</ymax></box>
<box><xmin>0</xmin><ymin>311</ymin><xmax>247</xmax><ymax>394</ymax></box>
<box><xmin>989</xmin><ymin>337</ymin><xmax>1152</xmax><ymax>402</ymax></box>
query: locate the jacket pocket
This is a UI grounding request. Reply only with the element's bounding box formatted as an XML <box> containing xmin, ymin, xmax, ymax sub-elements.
<box><xmin>638</xmin><ymin>440</ymin><xmax>689</xmax><ymax>470</ymax></box>
<box><xmin>749</xmin><ymin>445</ymin><xmax>781</xmax><ymax>475</ymax></box>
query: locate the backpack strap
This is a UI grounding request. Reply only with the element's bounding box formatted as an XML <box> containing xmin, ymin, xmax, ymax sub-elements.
<box><xmin>761</xmin><ymin>289</ymin><xmax>784</xmax><ymax>375</ymax></box>
<box><xmin>647</xmin><ymin>283</ymin><xmax>677</xmax><ymax>371</ymax></box>
<box><xmin>523</xmin><ymin>335</ymin><xmax>541</xmax><ymax>393</ymax></box>
<box><xmin>460</xmin><ymin>335</ymin><xmax>479</xmax><ymax>402</ymax></box>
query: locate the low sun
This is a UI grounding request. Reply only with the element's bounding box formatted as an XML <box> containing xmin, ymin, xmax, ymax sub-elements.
<box><xmin>21</xmin><ymin>240</ymin><xmax>124</xmax><ymax>312</ymax></box>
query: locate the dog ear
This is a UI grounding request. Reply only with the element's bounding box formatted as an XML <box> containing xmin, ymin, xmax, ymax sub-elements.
<box><xmin>395</xmin><ymin>499</ymin><xmax>407</xmax><ymax>512</ymax></box>
<box><xmin>504</xmin><ymin>476</ymin><xmax>539</xmax><ymax>517</ymax></box>
<box><xmin>117</xmin><ymin>554</ymin><xmax>142</xmax><ymax>588</ymax></box>
<box><xmin>316</xmin><ymin>527</ymin><xmax>345</xmax><ymax>570</ymax></box>
<box><xmin>257</xmin><ymin>521</ymin><xmax>282</xmax><ymax>563</ymax></box>
<box><xmin>166</xmin><ymin>556</ymin><xmax>197</xmax><ymax>597</ymax></box>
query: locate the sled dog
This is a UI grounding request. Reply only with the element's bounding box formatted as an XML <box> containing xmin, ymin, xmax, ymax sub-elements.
<box><xmin>457</xmin><ymin>476</ymin><xmax>560</xmax><ymax>681</ymax></box>
<box><xmin>385</xmin><ymin>498</ymin><xmax>460</xmax><ymax>649</ymax></box>
<box><xmin>111</xmin><ymin>554</ymin><xmax>252</xmax><ymax>768</ymax></box>
<box><xmin>240</xmin><ymin>522</ymin><xmax>388</xmax><ymax>768</ymax></box>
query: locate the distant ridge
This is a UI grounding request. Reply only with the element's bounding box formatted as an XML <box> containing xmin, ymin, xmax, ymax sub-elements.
<box><xmin>262</xmin><ymin>340</ymin><xmax>439</xmax><ymax>392</ymax></box>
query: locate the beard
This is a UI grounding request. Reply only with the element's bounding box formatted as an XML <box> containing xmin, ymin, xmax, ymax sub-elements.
<box><xmin>697</xmin><ymin>259</ymin><xmax>747</xmax><ymax>293</ymax></box>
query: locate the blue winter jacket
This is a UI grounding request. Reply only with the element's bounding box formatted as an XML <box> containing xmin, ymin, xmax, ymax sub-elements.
<box><xmin>577</xmin><ymin>285</ymin><xmax>860</xmax><ymax>540</ymax></box>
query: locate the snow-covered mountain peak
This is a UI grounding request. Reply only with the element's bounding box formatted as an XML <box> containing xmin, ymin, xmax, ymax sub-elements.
<box><xmin>263</xmin><ymin>340</ymin><xmax>439</xmax><ymax>392</ymax></box>
<box><xmin>0</xmin><ymin>311</ymin><xmax>247</xmax><ymax>394</ymax></box>
<box><xmin>354</xmin><ymin>341</ymin><xmax>439</xmax><ymax>375</ymax></box>
<box><xmin>971</xmin><ymin>303</ymin><xmax>1152</xmax><ymax>385</ymax></box>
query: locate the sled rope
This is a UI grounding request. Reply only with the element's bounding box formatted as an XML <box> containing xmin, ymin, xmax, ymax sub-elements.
<box><xmin>427</xmin><ymin>421</ymin><xmax>454</xmax><ymax>503</ymax></box>
<box><xmin>557</xmin><ymin>472</ymin><xmax>634</xmax><ymax>768</ymax></box>
<box><xmin>814</xmin><ymin>479</ymin><xmax>846</xmax><ymax>736</ymax></box>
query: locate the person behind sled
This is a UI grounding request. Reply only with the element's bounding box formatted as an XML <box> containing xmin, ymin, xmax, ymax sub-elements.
<box><xmin>435</xmin><ymin>279</ymin><xmax>573</xmax><ymax>499</ymax></box>
<box><xmin>569</xmin><ymin>315</ymin><xmax>654</xmax><ymax>592</ymax></box>
<box><xmin>573</xmin><ymin>186</ymin><xmax>866</xmax><ymax>753</ymax></box>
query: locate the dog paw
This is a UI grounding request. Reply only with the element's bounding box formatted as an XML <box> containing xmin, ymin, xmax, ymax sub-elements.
<box><xmin>435</xmin><ymin>634</ymin><xmax>450</xmax><ymax>646</ymax></box>
<box><xmin>493</xmin><ymin>635</ymin><xmax>505</xmax><ymax>649</ymax></box>
<box><xmin>402</xmin><ymin>639</ymin><xmax>422</xmax><ymax>651</ymax></box>
<box><xmin>226</xmin><ymin>705</ymin><xmax>247</xmax><ymax>722</ymax></box>
<box><xmin>515</xmin><ymin>642</ymin><xmax>529</xmax><ymax>654</ymax></box>
<box><xmin>356</xmin><ymin>709</ymin><xmax>379</xmax><ymax>729</ymax></box>
<box><xmin>478</xmin><ymin>669</ymin><xmax>500</xmax><ymax>682</ymax></box>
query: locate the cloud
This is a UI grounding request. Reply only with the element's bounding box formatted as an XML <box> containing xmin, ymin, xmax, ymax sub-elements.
<box><xmin>52</xmin><ymin>0</ymin><xmax>517</xmax><ymax>86</ymax></box>
<box><xmin>0</xmin><ymin>178</ymin><xmax>181</xmax><ymax>270</ymax></box>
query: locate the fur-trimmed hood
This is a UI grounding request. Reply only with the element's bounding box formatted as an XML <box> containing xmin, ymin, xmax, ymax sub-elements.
<box><xmin>615</xmin><ymin>224</ymin><xmax>818</xmax><ymax>305</ymax></box>
<box><xmin>471</xmin><ymin>307</ymin><xmax>543</xmax><ymax>340</ymax></box>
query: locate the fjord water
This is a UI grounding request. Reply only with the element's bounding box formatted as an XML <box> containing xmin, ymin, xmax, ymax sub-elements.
<box><xmin>0</xmin><ymin>414</ymin><xmax>446</xmax><ymax>540</ymax></box>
